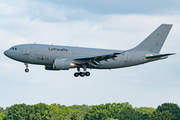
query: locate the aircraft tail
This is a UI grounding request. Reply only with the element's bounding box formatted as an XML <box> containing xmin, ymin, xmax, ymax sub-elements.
<box><xmin>131</xmin><ymin>24</ymin><xmax>173</xmax><ymax>53</ymax></box>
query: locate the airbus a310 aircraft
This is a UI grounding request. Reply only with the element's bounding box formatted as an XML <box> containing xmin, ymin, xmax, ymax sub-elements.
<box><xmin>4</xmin><ymin>24</ymin><xmax>175</xmax><ymax>77</ymax></box>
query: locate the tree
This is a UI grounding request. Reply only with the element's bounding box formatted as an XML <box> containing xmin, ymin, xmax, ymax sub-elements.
<box><xmin>116</xmin><ymin>107</ymin><xmax>142</xmax><ymax>120</ymax></box>
<box><xmin>28</xmin><ymin>113</ymin><xmax>35</xmax><ymax>120</ymax></box>
<box><xmin>4</xmin><ymin>103</ymin><xmax>31</xmax><ymax>120</ymax></box>
<box><xmin>84</xmin><ymin>104</ymin><xmax>110</xmax><ymax>120</ymax></box>
<box><xmin>156</xmin><ymin>103</ymin><xmax>180</xmax><ymax>120</ymax></box>
<box><xmin>4</xmin><ymin>103</ymin><xmax>49</xmax><ymax>120</ymax></box>
<box><xmin>135</xmin><ymin>107</ymin><xmax>156</xmax><ymax>114</ymax></box>
<box><xmin>0</xmin><ymin>107</ymin><xmax>6</xmax><ymax>115</ymax></box>
<box><xmin>34</xmin><ymin>103</ymin><xmax>48</xmax><ymax>118</ymax></box>
<box><xmin>43</xmin><ymin>104</ymin><xmax>59</xmax><ymax>120</ymax></box>
<box><xmin>71</xmin><ymin>112</ymin><xmax>78</xmax><ymax>120</ymax></box>
<box><xmin>84</xmin><ymin>102</ymin><xmax>132</xmax><ymax>120</ymax></box>
<box><xmin>34</xmin><ymin>113</ymin><xmax>42</xmax><ymax>120</ymax></box>
<box><xmin>0</xmin><ymin>113</ymin><xmax>5</xmax><ymax>120</ymax></box>
<box><xmin>70</xmin><ymin>109</ymin><xmax>83</xmax><ymax>120</ymax></box>
<box><xmin>135</xmin><ymin>107</ymin><xmax>156</xmax><ymax>120</ymax></box>
<box><xmin>57</xmin><ymin>107</ymin><xmax>74</xmax><ymax>119</ymax></box>
<box><xmin>70</xmin><ymin>104</ymin><xmax>92</xmax><ymax>119</ymax></box>
<box><xmin>148</xmin><ymin>111</ymin><xmax>175</xmax><ymax>120</ymax></box>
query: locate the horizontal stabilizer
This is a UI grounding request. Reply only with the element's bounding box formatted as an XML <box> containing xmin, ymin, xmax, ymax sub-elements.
<box><xmin>146</xmin><ymin>53</ymin><xmax>175</xmax><ymax>59</ymax></box>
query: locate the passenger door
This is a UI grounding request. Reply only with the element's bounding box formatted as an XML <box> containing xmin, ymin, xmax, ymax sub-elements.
<box><xmin>23</xmin><ymin>46</ymin><xmax>29</xmax><ymax>61</ymax></box>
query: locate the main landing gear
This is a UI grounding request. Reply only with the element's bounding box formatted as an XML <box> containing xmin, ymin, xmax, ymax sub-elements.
<box><xmin>74</xmin><ymin>72</ymin><xmax>90</xmax><ymax>77</ymax></box>
<box><xmin>74</xmin><ymin>66</ymin><xmax>90</xmax><ymax>77</ymax></box>
<box><xmin>24</xmin><ymin>63</ymin><xmax>29</xmax><ymax>73</ymax></box>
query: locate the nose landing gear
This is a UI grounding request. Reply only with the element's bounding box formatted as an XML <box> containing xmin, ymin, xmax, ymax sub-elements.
<box><xmin>74</xmin><ymin>66</ymin><xmax>90</xmax><ymax>77</ymax></box>
<box><xmin>24</xmin><ymin>63</ymin><xmax>29</xmax><ymax>73</ymax></box>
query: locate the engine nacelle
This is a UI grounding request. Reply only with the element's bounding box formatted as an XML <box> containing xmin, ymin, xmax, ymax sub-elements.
<box><xmin>53</xmin><ymin>59</ymin><xmax>76</xmax><ymax>70</ymax></box>
<box><xmin>45</xmin><ymin>65</ymin><xmax>59</xmax><ymax>70</ymax></box>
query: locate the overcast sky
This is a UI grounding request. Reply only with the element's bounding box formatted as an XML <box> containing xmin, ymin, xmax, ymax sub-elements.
<box><xmin>0</xmin><ymin>0</ymin><xmax>180</xmax><ymax>108</ymax></box>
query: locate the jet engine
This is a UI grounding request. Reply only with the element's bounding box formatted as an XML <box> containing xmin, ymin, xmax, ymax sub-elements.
<box><xmin>53</xmin><ymin>59</ymin><xmax>76</xmax><ymax>70</ymax></box>
<box><xmin>45</xmin><ymin>65</ymin><xmax>58</xmax><ymax>70</ymax></box>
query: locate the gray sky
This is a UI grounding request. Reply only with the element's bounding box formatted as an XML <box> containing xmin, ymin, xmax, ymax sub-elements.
<box><xmin>0</xmin><ymin>0</ymin><xmax>180</xmax><ymax>108</ymax></box>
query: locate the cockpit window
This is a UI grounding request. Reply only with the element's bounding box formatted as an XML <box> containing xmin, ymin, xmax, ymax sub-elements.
<box><xmin>9</xmin><ymin>47</ymin><xmax>17</xmax><ymax>50</ymax></box>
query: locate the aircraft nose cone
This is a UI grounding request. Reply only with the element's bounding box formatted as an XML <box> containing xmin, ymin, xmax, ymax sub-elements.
<box><xmin>4</xmin><ymin>50</ymin><xmax>8</xmax><ymax>56</ymax></box>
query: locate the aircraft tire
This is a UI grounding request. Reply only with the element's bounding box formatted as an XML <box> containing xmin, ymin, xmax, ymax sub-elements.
<box><xmin>80</xmin><ymin>72</ymin><xmax>85</xmax><ymax>77</ymax></box>
<box><xmin>85</xmin><ymin>72</ymin><xmax>90</xmax><ymax>76</ymax></box>
<box><xmin>74</xmin><ymin>73</ymin><xmax>79</xmax><ymax>77</ymax></box>
<box><xmin>25</xmin><ymin>69</ymin><xmax>29</xmax><ymax>73</ymax></box>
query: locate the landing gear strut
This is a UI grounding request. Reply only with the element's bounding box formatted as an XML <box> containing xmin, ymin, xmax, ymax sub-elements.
<box><xmin>24</xmin><ymin>63</ymin><xmax>29</xmax><ymax>73</ymax></box>
<box><xmin>74</xmin><ymin>66</ymin><xmax>90</xmax><ymax>77</ymax></box>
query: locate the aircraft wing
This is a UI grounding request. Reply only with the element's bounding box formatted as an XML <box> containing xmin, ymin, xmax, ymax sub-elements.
<box><xmin>70</xmin><ymin>52</ymin><xmax>122</xmax><ymax>67</ymax></box>
<box><xmin>146</xmin><ymin>53</ymin><xmax>175</xmax><ymax>59</ymax></box>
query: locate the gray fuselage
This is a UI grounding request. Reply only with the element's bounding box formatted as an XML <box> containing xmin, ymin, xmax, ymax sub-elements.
<box><xmin>4</xmin><ymin>44</ymin><xmax>159</xmax><ymax>69</ymax></box>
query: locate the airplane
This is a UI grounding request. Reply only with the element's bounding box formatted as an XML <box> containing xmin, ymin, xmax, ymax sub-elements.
<box><xmin>4</xmin><ymin>24</ymin><xmax>175</xmax><ymax>77</ymax></box>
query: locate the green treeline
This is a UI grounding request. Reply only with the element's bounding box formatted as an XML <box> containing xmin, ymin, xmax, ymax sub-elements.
<box><xmin>0</xmin><ymin>102</ymin><xmax>180</xmax><ymax>120</ymax></box>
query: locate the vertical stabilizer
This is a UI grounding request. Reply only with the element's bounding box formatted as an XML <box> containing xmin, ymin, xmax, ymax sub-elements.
<box><xmin>131</xmin><ymin>24</ymin><xmax>172</xmax><ymax>53</ymax></box>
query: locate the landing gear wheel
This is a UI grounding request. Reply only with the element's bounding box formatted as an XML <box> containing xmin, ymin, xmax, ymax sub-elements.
<box><xmin>74</xmin><ymin>73</ymin><xmax>79</xmax><ymax>77</ymax></box>
<box><xmin>80</xmin><ymin>72</ymin><xmax>85</xmax><ymax>77</ymax></box>
<box><xmin>25</xmin><ymin>69</ymin><xmax>29</xmax><ymax>73</ymax></box>
<box><xmin>85</xmin><ymin>72</ymin><xmax>90</xmax><ymax>76</ymax></box>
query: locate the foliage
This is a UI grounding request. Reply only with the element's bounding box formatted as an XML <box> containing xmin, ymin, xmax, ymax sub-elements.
<box><xmin>34</xmin><ymin>103</ymin><xmax>48</xmax><ymax>119</ymax></box>
<box><xmin>4</xmin><ymin>103</ymin><xmax>33</xmax><ymax>120</ymax></box>
<box><xmin>148</xmin><ymin>110</ymin><xmax>176</xmax><ymax>120</ymax></box>
<box><xmin>135</xmin><ymin>107</ymin><xmax>156</xmax><ymax>120</ymax></box>
<box><xmin>43</xmin><ymin>104</ymin><xmax>59</xmax><ymax>119</ymax></box>
<box><xmin>1</xmin><ymin>102</ymin><xmax>180</xmax><ymax>120</ymax></box>
<box><xmin>116</xmin><ymin>107</ymin><xmax>142</xmax><ymax>120</ymax></box>
<box><xmin>106</xmin><ymin>118</ymin><xmax>119</xmax><ymax>120</ymax></box>
<box><xmin>135</xmin><ymin>107</ymin><xmax>156</xmax><ymax>114</ymax></box>
<box><xmin>0</xmin><ymin>107</ymin><xmax>6</xmax><ymax>115</ymax></box>
<box><xmin>156</xmin><ymin>103</ymin><xmax>180</xmax><ymax>120</ymax></box>
<box><xmin>84</xmin><ymin>102</ymin><xmax>132</xmax><ymax>120</ymax></box>
<box><xmin>69</xmin><ymin>104</ymin><xmax>92</xmax><ymax>115</ymax></box>
<box><xmin>0</xmin><ymin>113</ymin><xmax>5</xmax><ymax>120</ymax></box>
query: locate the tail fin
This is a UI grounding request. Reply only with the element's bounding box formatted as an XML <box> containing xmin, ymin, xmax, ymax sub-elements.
<box><xmin>131</xmin><ymin>24</ymin><xmax>173</xmax><ymax>53</ymax></box>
